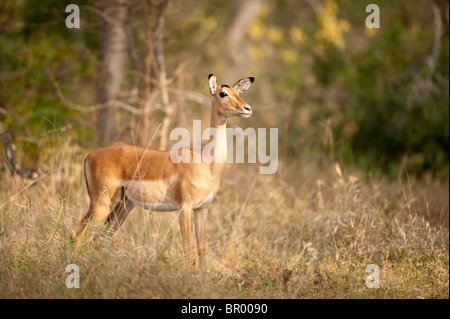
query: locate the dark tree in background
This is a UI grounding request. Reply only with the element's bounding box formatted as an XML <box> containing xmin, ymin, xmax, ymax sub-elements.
<box><xmin>96</xmin><ymin>0</ymin><xmax>128</xmax><ymax>146</ymax></box>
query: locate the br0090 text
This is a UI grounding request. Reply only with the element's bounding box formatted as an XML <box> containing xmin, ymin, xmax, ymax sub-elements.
<box><xmin>225</xmin><ymin>304</ymin><xmax>267</xmax><ymax>314</ymax></box>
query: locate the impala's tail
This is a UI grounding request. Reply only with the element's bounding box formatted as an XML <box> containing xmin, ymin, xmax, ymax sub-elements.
<box><xmin>70</xmin><ymin>156</ymin><xmax>91</xmax><ymax>244</ymax></box>
<box><xmin>84</xmin><ymin>156</ymin><xmax>89</xmax><ymax>193</ymax></box>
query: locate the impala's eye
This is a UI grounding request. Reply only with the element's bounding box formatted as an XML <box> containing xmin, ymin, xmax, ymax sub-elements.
<box><xmin>219</xmin><ymin>92</ymin><xmax>228</xmax><ymax>98</ymax></box>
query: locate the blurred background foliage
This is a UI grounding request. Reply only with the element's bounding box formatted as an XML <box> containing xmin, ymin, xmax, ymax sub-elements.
<box><xmin>0</xmin><ymin>0</ymin><xmax>448</xmax><ymax>178</ymax></box>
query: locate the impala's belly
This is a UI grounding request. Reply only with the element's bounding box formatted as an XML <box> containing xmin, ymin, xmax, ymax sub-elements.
<box><xmin>128</xmin><ymin>198</ymin><xmax>179</xmax><ymax>212</ymax></box>
<box><xmin>124</xmin><ymin>179</ymin><xmax>179</xmax><ymax>212</ymax></box>
<box><xmin>123</xmin><ymin>178</ymin><xmax>216</xmax><ymax>212</ymax></box>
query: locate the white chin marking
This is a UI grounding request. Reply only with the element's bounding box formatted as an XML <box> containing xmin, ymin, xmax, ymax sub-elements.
<box><xmin>239</xmin><ymin>113</ymin><xmax>251</xmax><ymax>119</ymax></box>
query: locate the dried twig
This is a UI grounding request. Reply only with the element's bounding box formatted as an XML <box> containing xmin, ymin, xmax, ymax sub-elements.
<box><xmin>49</xmin><ymin>72</ymin><xmax>164</xmax><ymax>115</ymax></box>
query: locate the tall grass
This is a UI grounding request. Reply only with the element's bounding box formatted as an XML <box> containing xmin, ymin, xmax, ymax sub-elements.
<box><xmin>0</xmin><ymin>143</ymin><xmax>448</xmax><ymax>298</ymax></box>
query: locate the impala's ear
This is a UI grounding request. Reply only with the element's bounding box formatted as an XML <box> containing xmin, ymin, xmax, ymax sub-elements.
<box><xmin>233</xmin><ymin>77</ymin><xmax>255</xmax><ymax>94</ymax></box>
<box><xmin>208</xmin><ymin>74</ymin><xmax>217</xmax><ymax>95</ymax></box>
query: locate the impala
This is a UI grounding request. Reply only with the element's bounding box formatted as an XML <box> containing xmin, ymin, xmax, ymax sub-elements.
<box><xmin>71</xmin><ymin>74</ymin><xmax>255</xmax><ymax>270</ymax></box>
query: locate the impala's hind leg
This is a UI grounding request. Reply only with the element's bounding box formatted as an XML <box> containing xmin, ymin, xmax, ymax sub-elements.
<box><xmin>71</xmin><ymin>182</ymin><xmax>121</xmax><ymax>247</ymax></box>
<box><xmin>104</xmin><ymin>189</ymin><xmax>135</xmax><ymax>237</ymax></box>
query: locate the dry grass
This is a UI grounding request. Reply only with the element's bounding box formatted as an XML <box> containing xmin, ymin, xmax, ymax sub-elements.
<box><xmin>0</xmin><ymin>143</ymin><xmax>448</xmax><ymax>298</ymax></box>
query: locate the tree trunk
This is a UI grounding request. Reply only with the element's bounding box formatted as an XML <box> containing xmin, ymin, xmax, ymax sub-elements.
<box><xmin>153</xmin><ymin>0</ymin><xmax>174</xmax><ymax>151</ymax></box>
<box><xmin>226</xmin><ymin>0</ymin><xmax>266</xmax><ymax>80</ymax></box>
<box><xmin>97</xmin><ymin>0</ymin><xmax>128</xmax><ymax>146</ymax></box>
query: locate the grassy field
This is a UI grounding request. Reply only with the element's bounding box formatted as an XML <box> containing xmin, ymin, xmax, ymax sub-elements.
<box><xmin>0</xmin><ymin>143</ymin><xmax>448</xmax><ymax>299</ymax></box>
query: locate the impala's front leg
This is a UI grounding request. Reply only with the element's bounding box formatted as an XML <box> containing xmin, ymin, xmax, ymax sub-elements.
<box><xmin>178</xmin><ymin>205</ymin><xmax>193</xmax><ymax>270</ymax></box>
<box><xmin>194</xmin><ymin>207</ymin><xmax>209</xmax><ymax>271</ymax></box>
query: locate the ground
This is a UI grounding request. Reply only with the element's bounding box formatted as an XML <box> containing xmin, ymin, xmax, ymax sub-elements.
<box><xmin>0</xmin><ymin>146</ymin><xmax>448</xmax><ymax>298</ymax></box>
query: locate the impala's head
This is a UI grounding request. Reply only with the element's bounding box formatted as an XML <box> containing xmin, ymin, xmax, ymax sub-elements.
<box><xmin>208</xmin><ymin>74</ymin><xmax>254</xmax><ymax>119</ymax></box>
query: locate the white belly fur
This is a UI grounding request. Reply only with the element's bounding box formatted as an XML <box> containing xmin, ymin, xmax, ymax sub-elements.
<box><xmin>124</xmin><ymin>179</ymin><xmax>214</xmax><ymax>212</ymax></box>
<box><xmin>124</xmin><ymin>179</ymin><xmax>178</xmax><ymax>212</ymax></box>
<box><xmin>127</xmin><ymin>197</ymin><xmax>179</xmax><ymax>212</ymax></box>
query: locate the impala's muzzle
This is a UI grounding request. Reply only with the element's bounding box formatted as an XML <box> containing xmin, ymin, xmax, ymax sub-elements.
<box><xmin>239</xmin><ymin>106</ymin><xmax>252</xmax><ymax>118</ymax></box>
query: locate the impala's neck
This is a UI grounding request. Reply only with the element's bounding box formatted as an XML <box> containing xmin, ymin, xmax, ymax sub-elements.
<box><xmin>209</xmin><ymin>98</ymin><xmax>227</xmax><ymax>170</ymax></box>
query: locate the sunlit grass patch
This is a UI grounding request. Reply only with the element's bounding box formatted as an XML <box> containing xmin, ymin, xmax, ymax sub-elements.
<box><xmin>0</xmin><ymin>150</ymin><xmax>448</xmax><ymax>298</ymax></box>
